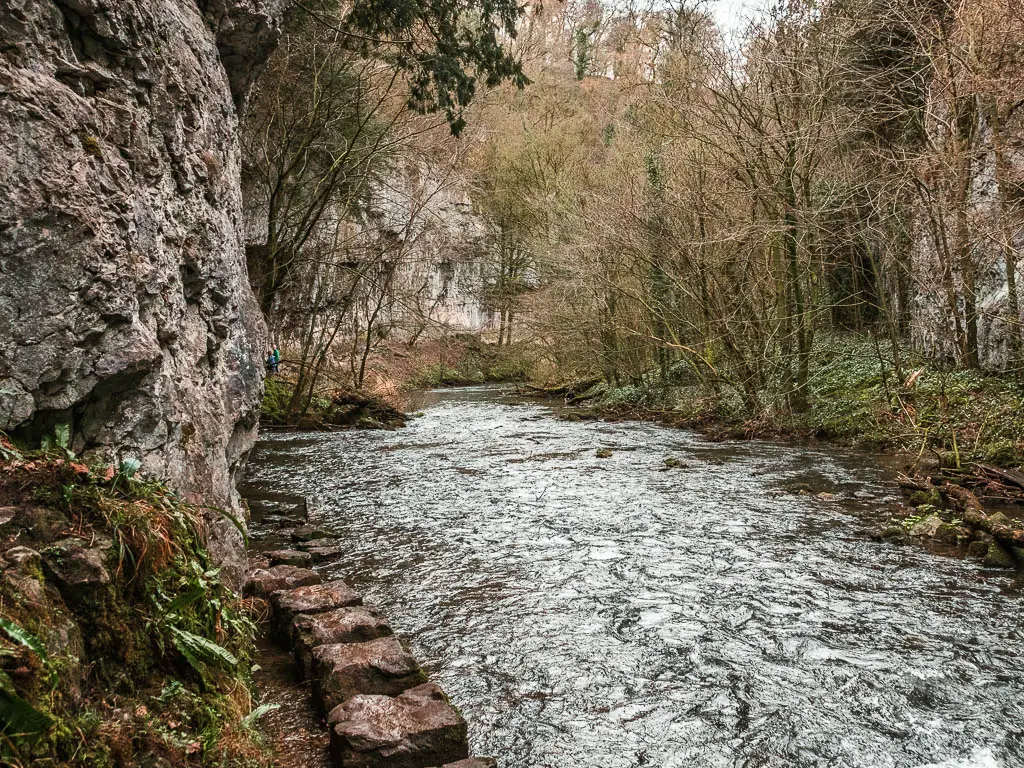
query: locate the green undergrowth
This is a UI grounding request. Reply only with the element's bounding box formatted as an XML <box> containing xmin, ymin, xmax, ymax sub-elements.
<box><xmin>261</xmin><ymin>377</ymin><xmax>405</xmax><ymax>429</ymax></box>
<box><xmin>0</xmin><ymin>434</ymin><xmax>272</xmax><ymax>768</ymax></box>
<box><xmin>410</xmin><ymin>338</ymin><xmax>533</xmax><ymax>389</ymax></box>
<box><xmin>260</xmin><ymin>376</ymin><xmax>331</xmax><ymax>425</ymax></box>
<box><xmin>585</xmin><ymin>333</ymin><xmax>1024</xmax><ymax>468</ymax></box>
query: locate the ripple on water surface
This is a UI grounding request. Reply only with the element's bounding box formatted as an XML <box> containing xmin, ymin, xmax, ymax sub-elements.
<box><xmin>248</xmin><ymin>386</ymin><xmax>1024</xmax><ymax>768</ymax></box>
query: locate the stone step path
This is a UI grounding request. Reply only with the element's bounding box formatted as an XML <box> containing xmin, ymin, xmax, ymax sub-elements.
<box><xmin>242</xmin><ymin>489</ymin><xmax>495</xmax><ymax>768</ymax></box>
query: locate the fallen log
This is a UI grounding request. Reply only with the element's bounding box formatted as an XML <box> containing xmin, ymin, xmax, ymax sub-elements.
<box><xmin>898</xmin><ymin>474</ymin><xmax>1024</xmax><ymax>547</ymax></box>
<box><xmin>972</xmin><ymin>463</ymin><xmax>1024</xmax><ymax>491</ymax></box>
<box><xmin>523</xmin><ymin>376</ymin><xmax>603</xmax><ymax>400</ymax></box>
<box><xmin>941</xmin><ymin>484</ymin><xmax>1024</xmax><ymax>547</ymax></box>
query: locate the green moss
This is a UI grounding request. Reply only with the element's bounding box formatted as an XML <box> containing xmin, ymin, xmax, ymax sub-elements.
<box><xmin>78</xmin><ymin>133</ymin><xmax>103</xmax><ymax>159</ymax></box>
<box><xmin>259</xmin><ymin>377</ymin><xmax>294</xmax><ymax>424</ymax></box>
<box><xmin>0</xmin><ymin>445</ymin><xmax>270</xmax><ymax>768</ymax></box>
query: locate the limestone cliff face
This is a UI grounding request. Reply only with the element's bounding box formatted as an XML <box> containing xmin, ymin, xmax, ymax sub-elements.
<box><xmin>910</xmin><ymin>105</ymin><xmax>1024</xmax><ymax>370</ymax></box>
<box><xmin>0</xmin><ymin>0</ymin><xmax>286</xmax><ymax>581</ymax></box>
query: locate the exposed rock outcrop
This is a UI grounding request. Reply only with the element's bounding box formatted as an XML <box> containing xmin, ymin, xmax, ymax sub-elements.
<box><xmin>0</xmin><ymin>0</ymin><xmax>287</xmax><ymax>582</ymax></box>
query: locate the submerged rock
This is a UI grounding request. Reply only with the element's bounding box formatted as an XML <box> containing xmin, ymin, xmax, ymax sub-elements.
<box><xmin>243</xmin><ymin>565</ymin><xmax>322</xmax><ymax>598</ymax></box>
<box><xmin>248</xmin><ymin>498</ymin><xmax>308</xmax><ymax>524</ymax></box>
<box><xmin>291</xmin><ymin>606</ymin><xmax>393</xmax><ymax>677</ymax></box>
<box><xmin>306</xmin><ymin>545</ymin><xmax>346</xmax><ymax>563</ymax></box>
<box><xmin>327</xmin><ymin>683</ymin><xmax>469</xmax><ymax>768</ymax></box>
<box><xmin>292</xmin><ymin>526</ymin><xmax>332</xmax><ymax>543</ymax></box>
<box><xmin>983</xmin><ymin>542</ymin><xmax>1019</xmax><ymax>569</ymax></box>
<box><xmin>295</xmin><ymin>537</ymin><xmax>344</xmax><ymax>551</ymax></box>
<box><xmin>967</xmin><ymin>540</ymin><xmax>990</xmax><ymax>560</ymax></box>
<box><xmin>267</xmin><ymin>549</ymin><xmax>313</xmax><ymax>567</ymax></box>
<box><xmin>311</xmin><ymin>636</ymin><xmax>426</xmax><ymax>714</ymax></box>
<box><xmin>261</xmin><ymin>514</ymin><xmax>307</xmax><ymax>529</ymax></box>
<box><xmin>879</xmin><ymin>524</ymin><xmax>910</xmax><ymax>545</ymax></box>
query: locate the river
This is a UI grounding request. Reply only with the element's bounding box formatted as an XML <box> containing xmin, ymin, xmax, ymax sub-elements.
<box><xmin>245</xmin><ymin>386</ymin><xmax>1024</xmax><ymax>768</ymax></box>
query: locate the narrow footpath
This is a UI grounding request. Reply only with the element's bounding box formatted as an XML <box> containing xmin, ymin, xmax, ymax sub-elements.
<box><xmin>241</xmin><ymin>485</ymin><xmax>496</xmax><ymax>768</ymax></box>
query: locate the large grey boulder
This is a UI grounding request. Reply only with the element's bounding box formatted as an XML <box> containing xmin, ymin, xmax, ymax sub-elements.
<box><xmin>291</xmin><ymin>605</ymin><xmax>392</xmax><ymax>678</ymax></box>
<box><xmin>311</xmin><ymin>636</ymin><xmax>426</xmax><ymax>714</ymax></box>
<box><xmin>0</xmin><ymin>0</ymin><xmax>287</xmax><ymax>586</ymax></box>
<box><xmin>327</xmin><ymin>683</ymin><xmax>469</xmax><ymax>768</ymax></box>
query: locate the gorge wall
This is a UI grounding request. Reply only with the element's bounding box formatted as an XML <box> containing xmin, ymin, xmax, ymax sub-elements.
<box><xmin>910</xmin><ymin>105</ymin><xmax>1024</xmax><ymax>370</ymax></box>
<box><xmin>0</xmin><ymin>0</ymin><xmax>287</xmax><ymax>581</ymax></box>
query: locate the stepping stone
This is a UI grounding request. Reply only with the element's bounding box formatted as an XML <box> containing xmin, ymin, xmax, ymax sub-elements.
<box><xmin>327</xmin><ymin>683</ymin><xmax>469</xmax><ymax>768</ymax></box>
<box><xmin>311</xmin><ymin>635</ymin><xmax>426</xmax><ymax>714</ymax></box>
<box><xmin>291</xmin><ymin>606</ymin><xmax>393</xmax><ymax>678</ymax></box>
<box><xmin>291</xmin><ymin>525</ymin><xmax>331</xmax><ymax>543</ymax></box>
<box><xmin>262</xmin><ymin>514</ymin><xmax>306</xmax><ymax>529</ymax></box>
<box><xmin>306</xmin><ymin>545</ymin><xmax>345</xmax><ymax>563</ymax></box>
<box><xmin>267</xmin><ymin>549</ymin><xmax>313</xmax><ymax>567</ymax></box>
<box><xmin>247</xmin><ymin>497</ymin><xmax>308</xmax><ymax>523</ymax></box>
<box><xmin>242</xmin><ymin>565</ymin><xmax>321</xmax><ymax>598</ymax></box>
<box><xmin>270</xmin><ymin>580</ymin><xmax>362</xmax><ymax>637</ymax></box>
<box><xmin>430</xmin><ymin>760</ymin><xmax>497</xmax><ymax>768</ymax></box>
<box><xmin>296</xmin><ymin>537</ymin><xmax>344</xmax><ymax>551</ymax></box>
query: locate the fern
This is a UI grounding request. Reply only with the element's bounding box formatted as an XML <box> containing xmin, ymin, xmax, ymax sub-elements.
<box><xmin>0</xmin><ymin>689</ymin><xmax>52</xmax><ymax>736</ymax></box>
<box><xmin>241</xmin><ymin>703</ymin><xmax>279</xmax><ymax>729</ymax></box>
<box><xmin>170</xmin><ymin>627</ymin><xmax>238</xmax><ymax>673</ymax></box>
<box><xmin>54</xmin><ymin>424</ymin><xmax>70</xmax><ymax>451</ymax></box>
<box><xmin>0</xmin><ymin>619</ymin><xmax>47</xmax><ymax>664</ymax></box>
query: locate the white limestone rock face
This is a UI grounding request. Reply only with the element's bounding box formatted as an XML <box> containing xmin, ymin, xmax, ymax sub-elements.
<box><xmin>910</xmin><ymin>102</ymin><xmax>1024</xmax><ymax>370</ymax></box>
<box><xmin>0</xmin><ymin>0</ymin><xmax>286</xmax><ymax>584</ymax></box>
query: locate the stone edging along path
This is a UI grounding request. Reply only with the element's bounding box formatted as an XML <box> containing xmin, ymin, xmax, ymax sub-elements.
<box><xmin>241</xmin><ymin>489</ymin><xmax>496</xmax><ymax>768</ymax></box>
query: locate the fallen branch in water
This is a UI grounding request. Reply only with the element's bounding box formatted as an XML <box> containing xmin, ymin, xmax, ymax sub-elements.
<box><xmin>522</xmin><ymin>377</ymin><xmax>603</xmax><ymax>400</ymax></box>
<box><xmin>899</xmin><ymin>474</ymin><xmax>1024</xmax><ymax>547</ymax></box>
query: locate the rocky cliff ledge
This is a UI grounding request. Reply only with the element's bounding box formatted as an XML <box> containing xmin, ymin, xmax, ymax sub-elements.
<box><xmin>0</xmin><ymin>0</ymin><xmax>286</xmax><ymax>581</ymax></box>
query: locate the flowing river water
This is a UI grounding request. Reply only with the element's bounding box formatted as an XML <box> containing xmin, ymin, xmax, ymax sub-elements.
<box><xmin>245</xmin><ymin>386</ymin><xmax>1024</xmax><ymax>768</ymax></box>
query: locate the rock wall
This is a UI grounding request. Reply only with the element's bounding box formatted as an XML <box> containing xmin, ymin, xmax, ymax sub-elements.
<box><xmin>0</xmin><ymin>0</ymin><xmax>286</xmax><ymax>582</ymax></box>
<box><xmin>910</xmin><ymin>104</ymin><xmax>1024</xmax><ymax>370</ymax></box>
<box><xmin>248</xmin><ymin>157</ymin><xmax>497</xmax><ymax>341</ymax></box>
<box><xmin>364</xmin><ymin>160</ymin><xmax>495</xmax><ymax>333</ymax></box>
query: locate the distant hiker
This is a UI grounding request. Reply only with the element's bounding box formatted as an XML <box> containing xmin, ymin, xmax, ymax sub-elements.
<box><xmin>266</xmin><ymin>349</ymin><xmax>278</xmax><ymax>375</ymax></box>
<box><xmin>273</xmin><ymin>346</ymin><xmax>281</xmax><ymax>365</ymax></box>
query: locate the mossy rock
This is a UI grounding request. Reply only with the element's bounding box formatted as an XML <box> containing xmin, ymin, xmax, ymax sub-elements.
<box><xmin>983</xmin><ymin>542</ymin><xmax>1018</xmax><ymax>569</ymax></box>
<box><xmin>908</xmin><ymin>489</ymin><xmax>942</xmax><ymax>508</ymax></box>
<box><xmin>966</xmin><ymin>540</ymin><xmax>989</xmax><ymax>560</ymax></box>
<box><xmin>908</xmin><ymin>515</ymin><xmax>943</xmax><ymax>538</ymax></box>
<box><xmin>933</xmin><ymin>523</ymin><xmax>969</xmax><ymax>546</ymax></box>
<box><xmin>984</xmin><ymin>440</ymin><xmax>1023</xmax><ymax>468</ymax></box>
<box><xmin>880</xmin><ymin>524</ymin><xmax>910</xmax><ymax>545</ymax></box>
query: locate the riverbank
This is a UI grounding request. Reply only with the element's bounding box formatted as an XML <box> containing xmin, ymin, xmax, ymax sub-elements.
<box><xmin>239</xmin><ymin>481</ymin><xmax>495</xmax><ymax>768</ymax></box>
<box><xmin>0</xmin><ymin>436</ymin><xmax>271</xmax><ymax>768</ymax></box>
<box><xmin>526</xmin><ymin>334</ymin><xmax>1024</xmax><ymax>567</ymax></box>
<box><xmin>242</xmin><ymin>391</ymin><xmax>1024</xmax><ymax>767</ymax></box>
<box><xmin>544</xmin><ymin>335</ymin><xmax>1024</xmax><ymax>466</ymax></box>
<box><xmin>261</xmin><ymin>379</ymin><xmax>407</xmax><ymax>431</ymax></box>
